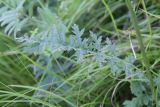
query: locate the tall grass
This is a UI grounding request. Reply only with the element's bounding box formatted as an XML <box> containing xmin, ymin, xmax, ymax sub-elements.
<box><xmin>0</xmin><ymin>0</ymin><xmax>160</xmax><ymax>107</ymax></box>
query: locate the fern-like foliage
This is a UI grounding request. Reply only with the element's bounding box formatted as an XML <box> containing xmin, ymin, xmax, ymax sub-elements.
<box><xmin>0</xmin><ymin>1</ymin><xmax>157</xmax><ymax>107</ymax></box>
<box><xmin>0</xmin><ymin>0</ymin><xmax>28</xmax><ymax>38</ymax></box>
<box><xmin>123</xmin><ymin>94</ymin><xmax>151</xmax><ymax>107</ymax></box>
<box><xmin>17</xmin><ymin>22</ymin><xmax>106</xmax><ymax>66</ymax></box>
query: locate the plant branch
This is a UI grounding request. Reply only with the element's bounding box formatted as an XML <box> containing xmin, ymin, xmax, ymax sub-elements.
<box><xmin>125</xmin><ymin>0</ymin><xmax>155</xmax><ymax>106</ymax></box>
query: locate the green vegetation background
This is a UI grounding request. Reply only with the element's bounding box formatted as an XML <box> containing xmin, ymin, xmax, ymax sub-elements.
<box><xmin>0</xmin><ymin>0</ymin><xmax>160</xmax><ymax>107</ymax></box>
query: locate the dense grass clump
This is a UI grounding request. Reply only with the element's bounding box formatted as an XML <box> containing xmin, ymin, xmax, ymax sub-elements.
<box><xmin>0</xmin><ymin>0</ymin><xmax>160</xmax><ymax>107</ymax></box>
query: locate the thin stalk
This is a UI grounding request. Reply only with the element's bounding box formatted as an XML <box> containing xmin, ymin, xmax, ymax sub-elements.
<box><xmin>141</xmin><ymin>0</ymin><xmax>152</xmax><ymax>36</ymax></box>
<box><xmin>125</xmin><ymin>0</ymin><xmax>155</xmax><ymax>106</ymax></box>
<box><xmin>102</xmin><ymin>0</ymin><xmax>120</xmax><ymax>40</ymax></box>
<box><xmin>141</xmin><ymin>0</ymin><xmax>153</xmax><ymax>52</ymax></box>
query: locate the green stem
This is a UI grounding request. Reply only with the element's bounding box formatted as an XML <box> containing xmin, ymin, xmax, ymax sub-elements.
<box><xmin>102</xmin><ymin>0</ymin><xmax>120</xmax><ymax>40</ymax></box>
<box><xmin>125</xmin><ymin>0</ymin><xmax>155</xmax><ymax>106</ymax></box>
<box><xmin>141</xmin><ymin>0</ymin><xmax>153</xmax><ymax>52</ymax></box>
